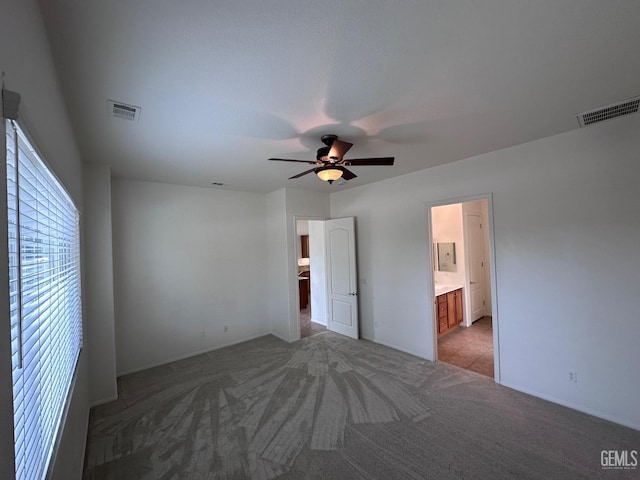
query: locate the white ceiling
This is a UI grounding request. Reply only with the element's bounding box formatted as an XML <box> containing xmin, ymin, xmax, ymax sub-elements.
<box><xmin>38</xmin><ymin>0</ymin><xmax>640</xmax><ymax>194</ymax></box>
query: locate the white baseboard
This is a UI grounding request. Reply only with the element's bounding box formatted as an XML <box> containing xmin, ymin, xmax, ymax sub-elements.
<box><xmin>90</xmin><ymin>394</ymin><xmax>119</xmax><ymax>408</ymax></box>
<box><xmin>268</xmin><ymin>331</ymin><xmax>293</xmax><ymax>343</ymax></box>
<box><xmin>116</xmin><ymin>332</ymin><xmax>271</xmax><ymax>376</ymax></box>
<box><xmin>360</xmin><ymin>334</ymin><xmax>433</xmax><ymax>362</ymax></box>
<box><xmin>500</xmin><ymin>380</ymin><xmax>640</xmax><ymax>432</ymax></box>
<box><xmin>310</xmin><ymin>316</ymin><xmax>327</xmax><ymax>327</ymax></box>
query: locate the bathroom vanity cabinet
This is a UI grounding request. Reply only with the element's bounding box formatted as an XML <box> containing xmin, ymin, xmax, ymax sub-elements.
<box><xmin>437</xmin><ymin>288</ymin><xmax>463</xmax><ymax>337</ymax></box>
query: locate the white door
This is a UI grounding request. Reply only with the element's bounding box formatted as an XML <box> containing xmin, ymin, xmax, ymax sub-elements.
<box><xmin>466</xmin><ymin>213</ymin><xmax>485</xmax><ymax>322</ymax></box>
<box><xmin>325</xmin><ymin>217</ymin><xmax>359</xmax><ymax>339</ymax></box>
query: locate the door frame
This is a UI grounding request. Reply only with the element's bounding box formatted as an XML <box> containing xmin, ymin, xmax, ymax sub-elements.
<box><xmin>425</xmin><ymin>193</ymin><xmax>501</xmax><ymax>382</ymax></box>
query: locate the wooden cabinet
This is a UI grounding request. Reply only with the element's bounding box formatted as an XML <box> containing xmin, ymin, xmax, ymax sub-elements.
<box><xmin>446</xmin><ymin>292</ymin><xmax>456</xmax><ymax>328</ymax></box>
<box><xmin>437</xmin><ymin>288</ymin><xmax>463</xmax><ymax>337</ymax></box>
<box><xmin>437</xmin><ymin>295</ymin><xmax>448</xmax><ymax>335</ymax></box>
<box><xmin>455</xmin><ymin>289</ymin><xmax>463</xmax><ymax>325</ymax></box>
<box><xmin>299</xmin><ymin>276</ymin><xmax>309</xmax><ymax>309</ymax></box>
<box><xmin>299</xmin><ymin>235</ymin><xmax>310</xmax><ymax>309</ymax></box>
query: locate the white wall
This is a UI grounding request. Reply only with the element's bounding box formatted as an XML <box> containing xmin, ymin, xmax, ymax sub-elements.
<box><xmin>266</xmin><ymin>189</ymin><xmax>290</xmax><ymax>341</ymax></box>
<box><xmin>111</xmin><ymin>179</ymin><xmax>269</xmax><ymax>374</ymax></box>
<box><xmin>309</xmin><ymin>220</ymin><xmax>327</xmax><ymax>326</ymax></box>
<box><xmin>296</xmin><ymin>220</ymin><xmax>309</xmax><ymax>236</ymax></box>
<box><xmin>0</xmin><ymin>1</ymin><xmax>89</xmax><ymax>478</ymax></box>
<box><xmin>432</xmin><ymin>203</ymin><xmax>465</xmax><ymax>287</ymax></box>
<box><xmin>330</xmin><ymin>114</ymin><xmax>640</xmax><ymax>430</ymax></box>
<box><xmin>83</xmin><ymin>164</ymin><xmax>118</xmax><ymax>406</ymax></box>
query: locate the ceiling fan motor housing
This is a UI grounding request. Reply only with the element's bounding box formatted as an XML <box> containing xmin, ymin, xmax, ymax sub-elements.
<box><xmin>316</xmin><ymin>146</ymin><xmax>331</xmax><ymax>161</ymax></box>
<box><xmin>320</xmin><ymin>134</ymin><xmax>338</xmax><ymax>146</ymax></box>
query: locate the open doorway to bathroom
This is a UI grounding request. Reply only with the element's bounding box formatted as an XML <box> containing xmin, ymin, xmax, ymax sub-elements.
<box><xmin>430</xmin><ymin>198</ymin><xmax>497</xmax><ymax>378</ymax></box>
<box><xmin>296</xmin><ymin>219</ymin><xmax>327</xmax><ymax>338</ymax></box>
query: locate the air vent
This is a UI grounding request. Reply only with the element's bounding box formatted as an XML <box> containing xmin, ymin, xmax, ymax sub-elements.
<box><xmin>577</xmin><ymin>96</ymin><xmax>640</xmax><ymax>127</ymax></box>
<box><xmin>108</xmin><ymin>100</ymin><xmax>141</xmax><ymax>122</ymax></box>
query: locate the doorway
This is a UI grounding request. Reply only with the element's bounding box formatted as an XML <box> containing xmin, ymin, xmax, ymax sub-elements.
<box><xmin>296</xmin><ymin>220</ymin><xmax>327</xmax><ymax>338</ymax></box>
<box><xmin>295</xmin><ymin>217</ymin><xmax>360</xmax><ymax>340</ymax></box>
<box><xmin>429</xmin><ymin>197</ymin><xmax>498</xmax><ymax>379</ymax></box>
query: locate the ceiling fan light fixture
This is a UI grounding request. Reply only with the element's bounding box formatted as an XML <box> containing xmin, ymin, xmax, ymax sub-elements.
<box><xmin>269</xmin><ymin>134</ymin><xmax>393</xmax><ymax>182</ymax></box>
<box><xmin>316</xmin><ymin>166</ymin><xmax>343</xmax><ymax>183</ymax></box>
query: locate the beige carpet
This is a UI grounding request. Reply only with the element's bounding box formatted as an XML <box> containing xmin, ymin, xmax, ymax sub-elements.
<box><xmin>84</xmin><ymin>332</ymin><xmax>639</xmax><ymax>479</ymax></box>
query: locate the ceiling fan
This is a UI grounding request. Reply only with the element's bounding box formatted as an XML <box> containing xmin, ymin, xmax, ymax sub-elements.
<box><xmin>268</xmin><ymin>134</ymin><xmax>394</xmax><ymax>184</ymax></box>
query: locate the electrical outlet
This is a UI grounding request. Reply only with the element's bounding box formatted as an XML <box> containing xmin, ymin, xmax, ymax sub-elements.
<box><xmin>223</xmin><ymin>325</ymin><xmax>229</xmax><ymax>333</ymax></box>
<box><xmin>568</xmin><ymin>372</ymin><xmax>578</xmax><ymax>383</ymax></box>
<box><xmin>201</xmin><ymin>331</ymin><xmax>205</xmax><ymax>337</ymax></box>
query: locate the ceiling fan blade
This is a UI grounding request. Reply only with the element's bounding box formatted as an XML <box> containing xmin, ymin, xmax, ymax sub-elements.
<box><xmin>340</xmin><ymin>167</ymin><xmax>357</xmax><ymax>181</ymax></box>
<box><xmin>328</xmin><ymin>139</ymin><xmax>353</xmax><ymax>160</ymax></box>
<box><xmin>289</xmin><ymin>167</ymin><xmax>318</xmax><ymax>179</ymax></box>
<box><xmin>345</xmin><ymin>157</ymin><xmax>394</xmax><ymax>166</ymax></box>
<box><xmin>269</xmin><ymin>158</ymin><xmax>317</xmax><ymax>164</ymax></box>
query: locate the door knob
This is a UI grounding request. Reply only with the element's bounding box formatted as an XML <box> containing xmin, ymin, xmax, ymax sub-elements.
<box><xmin>349</xmin><ymin>292</ymin><xmax>358</xmax><ymax>296</ymax></box>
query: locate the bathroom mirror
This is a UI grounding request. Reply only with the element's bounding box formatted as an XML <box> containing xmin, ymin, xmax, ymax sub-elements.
<box><xmin>437</xmin><ymin>242</ymin><xmax>457</xmax><ymax>272</ymax></box>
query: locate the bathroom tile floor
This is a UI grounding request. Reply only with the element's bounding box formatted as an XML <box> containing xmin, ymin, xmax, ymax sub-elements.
<box><xmin>438</xmin><ymin>316</ymin><xmax>494</xmax><ymax>378</ymax></box>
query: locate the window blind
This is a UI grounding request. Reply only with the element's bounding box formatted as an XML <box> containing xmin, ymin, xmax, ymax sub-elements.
<box><xmin>5</xmin><ymin>119</ymin><xmax>82</xmax><ymax>480</ymax></box>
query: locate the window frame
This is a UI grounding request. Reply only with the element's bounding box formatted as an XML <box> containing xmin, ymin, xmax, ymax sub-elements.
<box><xmin>5</xmin><ymin>118</ymin><xmax>83</xmax><ymax>480</ymax></box>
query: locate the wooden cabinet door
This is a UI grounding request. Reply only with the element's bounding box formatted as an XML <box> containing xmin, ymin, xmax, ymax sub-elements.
<box><xmin>455</xmin><ymin>289</ymin><xmax>463</xmax><ymax>324</ymax></box>
<box><xmin>447</xmin><ymin>291</ymin><xmax>457</xmax><ymax>328</ymax></box>
<box><xmin>301</xmin><ymin>235</ymin><xmax>309</xmax><ymax>258</ymax></box>
<box><xmin>437</xmin><ymin>295</ymin><xmax>447</xmax><ymax>335</ymax></box>
<box><xmin>299</xmin><ymin>278</ymin><xmax>309</xmax><ymax>309</ymax></box>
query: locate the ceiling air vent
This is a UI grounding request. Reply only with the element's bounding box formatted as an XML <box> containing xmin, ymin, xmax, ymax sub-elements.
<box><xmin>108</xmin><ymin>100</ymin><xmax>141</xmax><ymax>122</ymax></box>
<box><xmin>577</xmin><ymin>96</ymin><xmax>640</xmax><ymax>127</ymax></box>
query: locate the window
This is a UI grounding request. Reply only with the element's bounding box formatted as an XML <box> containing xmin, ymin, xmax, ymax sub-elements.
<box><xmin>5</xmin><ymin>119</ymin><xmax>82</xmax><ymax>480</ymax></box>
